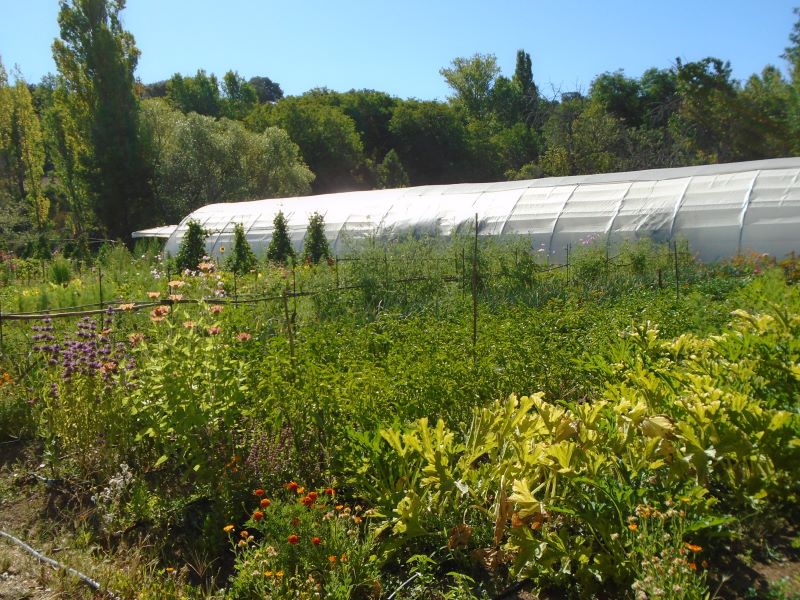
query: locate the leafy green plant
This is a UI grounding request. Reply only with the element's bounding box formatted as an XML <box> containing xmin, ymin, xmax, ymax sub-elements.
<box><xmin>175</xmin><ymin>220</ymin><xmax>208</xmax><ymax>271</ymax></box>
<box><xmin>267</xmin><ymin>211</ymin><xmax>295</xmax><ymax>265</ymax></box>
<box><xmin>303</xmin><ymin>212</ymin><xmax>331</xmax><ymax>265</ymax></box>
<box><xmin>226</xmin><ymin>222</ymin><xmax>257</xmax><ymax>275</ymax></box>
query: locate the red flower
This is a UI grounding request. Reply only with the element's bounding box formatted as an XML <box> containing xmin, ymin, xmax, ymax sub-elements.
<box><xmin>307</xmin><ymin>491</ymin><xmax>318</xmax><ymax>501</ymax></box>
<box><xmin>287</xmin><ymin>534</ymin><xmax>299</xmax><ymax>545</ymax></box>
<box><xmin>253</xmin><ymin>510</ymin><xmax>264</xmax><ymax>521</ymax></box>
<box><xmin>254</xmin><ymin>489</ymin><xmax>265</xmax><ymax>497</ymax></box>
<box><xmin>324</xmin><ymin>487</ymin><xmax>334</xmax><ymax>496</ymax></box>
<box><xmin>301</xmin><ymin>495</ymin><xmax>314</xmax><ymax>507</ymax></box>
<box><xmin>311</xmin><ymin>536</ymin><xmax>321</xmax><ymax>546</ymax></box>
<box><xmin>286</xmin><ymin>481</ymin><xmax>299</xmax><ymax>492</ymax></box>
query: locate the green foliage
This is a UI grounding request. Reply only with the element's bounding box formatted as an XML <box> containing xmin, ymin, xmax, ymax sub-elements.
<box><xmin>266</xmin><ymin>210</ymin><xmax>295</xmax><ymax>265</ymax></box>
<box><xmin>440</xmin><ymin>53</ymin><xmax>501</xmax><ymax>120</ymax></box>
<box><xmin>53</xmin><ymin>0</ymin><xmax>153</xmax><ymax>240</ymax></box>
<box><xmin>226</xmin><ymin>484</ymin><xmax>380</xmax><ymax>598</ymax></box>
<box><xmin>376</xmin><ymin>149</ymin><xmax>409</xmax><ymax>189</ymax></box>
<box><xmin>139</xmin><ymin>99</ymin><xmax>313</xmax><ymax>221</ymax></box>
<box><xmin>226</xmin><ymin>222</ymin><xmax>257</xmax><ymax>275</ymax></box>
<box><xmin>303</xmin><ymin>212</ymin><xmax>331</xmax><ymax>264</ymax></box>
<box><xmin>175</xmin><ymin>219</ymin><xmax>208</xmax><ymax>271</ymax></box>
<box><xmin>166</xmin><ymin>69</ymin><xmax>221</xmax><ymax>117</ymax></box>
<box><xmin>247</xmin><ymin>95</ymin><xmax>365</xmax><ymax>193</ymax></box>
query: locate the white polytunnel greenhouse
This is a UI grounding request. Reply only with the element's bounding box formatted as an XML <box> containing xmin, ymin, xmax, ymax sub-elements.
<box><xmin>155</xmin><ymin>158</ymin><xmax>800</xmax><ymax>263</ymax></box>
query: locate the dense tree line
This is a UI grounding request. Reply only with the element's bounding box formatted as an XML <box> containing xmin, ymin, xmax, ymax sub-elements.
<box><xmin>1</xmin><ymin>1</ymin><xmax>799</xmax><ymax>250</ymax></box>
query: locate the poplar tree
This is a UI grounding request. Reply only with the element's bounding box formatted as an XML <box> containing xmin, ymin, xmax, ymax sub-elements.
<box><xmin>52</xmin><ymin>0</ymin><xmax>153</xmax><ymax>240</ymax></box>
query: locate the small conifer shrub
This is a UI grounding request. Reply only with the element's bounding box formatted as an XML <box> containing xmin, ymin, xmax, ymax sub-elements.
<box><xmin>267</xmin><ymin>211</ymin><xmax>295</xmax><ymax>265</ymax></box>
<box><xmin>175</xmin><ymin>220</ymin><xmax>208</xmax><ymax>271</ymax></box>
<box><xmin>303</xmin><ymin>212</ymin><xmax>331</xmax><ymax>264</ymax></box>
<box><xmin>226</xmin><ymin>222</ymin><xmax>258</xmax><ymax>275</ymax></box>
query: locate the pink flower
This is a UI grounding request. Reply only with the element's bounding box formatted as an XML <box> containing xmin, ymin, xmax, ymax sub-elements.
<box><xmin>210</xmin><ymin>305</ymin><xmax>223</xmax><ymax>314</ymax></box>
<box><xmin>236</xmin><ymin>332</ymin><xmax>252</xmax><ymax>342</ymax></box>
<box><xmin>206</xmin><ymin>325</ymin><xmax>221</xmax><ymax>335</ymax></box>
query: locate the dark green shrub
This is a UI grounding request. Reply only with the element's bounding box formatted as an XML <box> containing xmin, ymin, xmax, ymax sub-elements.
<box><xmin>303</xmin><ymin>212</ymin><xmax>331</xmax><ymax>264</ymax></box>
<box><xmin>267</xmin><ymin>211</ymin><xmax>295</xmax><ymax>265</ymax></box>
<box><xmin>175</xmin><ymin>220</ymin><xmax>208</xmax><ymax>271</ymax></box>
<box><xmin>226</xmin><ymin>222</ymin><xmax>257</xmax><ymax>275</ymax></box>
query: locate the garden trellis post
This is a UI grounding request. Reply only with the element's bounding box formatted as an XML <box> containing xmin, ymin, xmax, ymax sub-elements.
<box><xmin>472</xmin><ymin>213</ymin><xmax>479</xmax><ymax>357</ymax></box>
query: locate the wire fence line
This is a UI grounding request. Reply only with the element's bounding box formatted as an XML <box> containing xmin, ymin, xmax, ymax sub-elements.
<box><xmin>0</xmin><ymin>240</ymin><xmax>698</xmax><ymax>363</ymax></box>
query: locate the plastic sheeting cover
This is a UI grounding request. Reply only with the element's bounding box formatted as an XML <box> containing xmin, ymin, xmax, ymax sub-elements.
<box><xmin>162</xmin><ymin>158</ymin><xmax>800</xmax><ymax>262</ymax></box>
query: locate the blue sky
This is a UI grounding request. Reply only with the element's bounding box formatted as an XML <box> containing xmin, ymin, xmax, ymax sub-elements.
<box><xmin>1</xmin><ymin>1</ymin><xmax>798</xmax><ymax>99</ymax></box>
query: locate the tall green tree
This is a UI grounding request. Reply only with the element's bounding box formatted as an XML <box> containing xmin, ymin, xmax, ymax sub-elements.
<box><xmin>440</xmin><ymin>53</ymin><xmax>501</xmax><ymax>120</ymax></box>
<box><xmin>139</xmin><ymin>99</ymin><xmax>313</xmax><ymax>222</ymax></box>
<box><xmin>9</xmin><ymin>78</ymin><xmax>48</xmax><ymax>231</ymax></box>
<box><xmin>248</xmin><ymin>76</ymin><xmax>283</xmax><ymax>103</ymax></box>
<box><xmin>247</xmin><ymin>96</ymin><xmax>365</xmax><ymax>194</ymax></box>
<box><xmin>52</xmin><ymin>0</ymin><xmax>153</xmax><ymax>240</ymax></box>
<box><xmin>221</xmin><ymin>70</ymin><xmax>257</xmax><ymax>120</ymax></box>
<box><xmin>166</xmin><ymin>70</ymin><xmax>221</xmax><ymax>116</ymax></box>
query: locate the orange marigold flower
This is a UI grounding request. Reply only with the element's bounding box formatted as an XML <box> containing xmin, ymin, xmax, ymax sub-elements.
<box><xmin>240</xmin><ymin>530</ymin><xmax>249</xmax><ymax>539</ymax></box>
<box><xmin>285</xmin><ymin>481</ymin><xmax>299</xmax><ymax>492</ymax></box>
<box><xmin>263</xmin><ymin>570</ymin><xmax>273</xmax><ymax>577</ymax></box>
<box><xmin>287</xmin><ymin>534</ymin><xmax>299</xmax><ymax>545</ymax></box>
<box><xmin>328</xmin><ymin>555</ymin><xmax>337</xmax><ymax>564</ymax></box>
<box><xmin>311</xmin><ymin>536</ymin><xmax>322</xmax><ymax>546</ymax></box>
<box><xmin>688</xmin><ymin>562</ymin><xmax>697</xmax><ymax>571</ymax></box>
<box><xmin>307</xmin><ymin>491</ymin><xmax>318</xmax><ymax>501</ymax></box>
<box><xmin>259</xmin><ymin>498</ymin><xmax>271</xmax><ymax>508</ymax></box>
<box><xmin>335</xmin><ymin>505</ymin><xmax>344</xmax><ymax>511</ymax></box>
<box><xmin>275</xmin><ymin>570</ymin><xmax>283</xmax><ymax>577</ymax></box>
<box><xmin>296</xmin><ymin>486</ymin><xmax>305</xmax><ymax>495</ymax></box>
<box><xmin>340</xmin><ymin>554</ymin><xmax>347</xmax><ymax>562</ymax></box>
<box><xmin>300</xmin><ymin>496</ymin><xmax>314</xmax><ymax>507</ymax></box>
<box><xmin>352</xmin><ymin>515</ymin><xmax>363</xmax><ymax>524</ymax></box>
<box><xmin>253</xmin><ymin>510</ymin><xmax>264</xmax><ymax>521</ymax></box>
<box><xmin>324</xmin><ymin>487</ymin><xmax>334</xmax><ymax>496</ymax></box>
<box><xmin>254</xmin><ymin>488</ymin><xmax>265</xmax><ymax>497</ymax></box>
<box><xmin>685</xmin><ymin>543</ymin><xmax>702</xmax><ymax>553</ymax></box>
<box><xmin>223</xmin><ymin>524</ymin><xmax>235</xmax><ymax>533</ymax></box>
<box><xmin>628</xmin><ymin>523</ymin><xmax>638</xmax><ymax>532</ymax></box>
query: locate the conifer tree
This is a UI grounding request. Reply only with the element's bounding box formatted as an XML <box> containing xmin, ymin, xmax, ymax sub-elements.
<box><xmin>175</xmin><ymin>220</ymin><xmax>207</xmax><ymax>271</ymax></box>
<box><xmin>267</xmin><ymin>210</ymin><xmax>295</xmax><ymax>264</ymax></box>
<box><xmin>302</xmin><ymin>212</ymin><xmax>330</xmax><ymax>264</ymax></box>
<box><xmin>226</xmin><ymin>222</ymin><xmax>257</xmax><ymax>275</ymax></box>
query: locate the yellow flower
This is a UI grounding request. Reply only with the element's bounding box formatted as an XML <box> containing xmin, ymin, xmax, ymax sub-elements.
<box><xmin>219</xmin><ymin>246</ymin><xmax>225</xmax><ymax>253</ymax></box>
<box><xmin>223</xmin><ymin>524</ymin><xmax>235</xmax><ymax>533</ymax></box>
<box><xmin>685</xmin><ymin>543</ymin><xmax>702</xmax><ymax>553</ymax></box>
